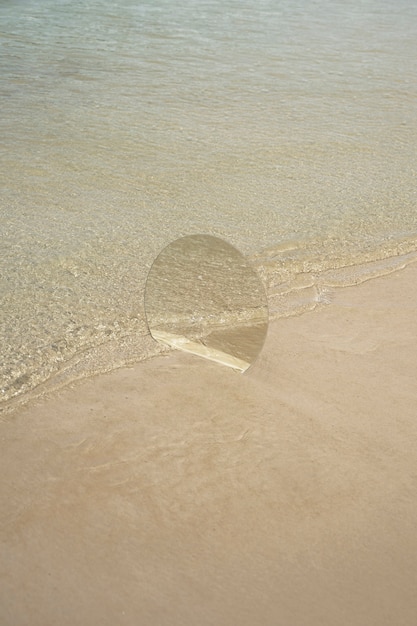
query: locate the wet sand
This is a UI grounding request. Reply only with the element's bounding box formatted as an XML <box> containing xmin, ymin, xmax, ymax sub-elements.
<box><xmin>1</xmin><ymin>262</ymin><xmax>417</xmax><ymax>626</ymax></box>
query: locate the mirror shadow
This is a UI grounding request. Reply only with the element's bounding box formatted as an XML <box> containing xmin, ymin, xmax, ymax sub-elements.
<box><xmin>145</xmin><ymin>235</ymin><xmax>268</xmax><ymax>372</ymax></box>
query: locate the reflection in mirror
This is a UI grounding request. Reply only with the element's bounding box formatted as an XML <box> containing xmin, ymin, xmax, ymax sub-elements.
<box><xmin>145</xmin><ymin>235</ymin><xmax>268</xmax><ymax>372</ymax></box>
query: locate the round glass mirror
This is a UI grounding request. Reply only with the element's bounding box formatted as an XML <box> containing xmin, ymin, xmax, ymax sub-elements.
<box><xmin>144</xmin><ymin>235</ymin><xmax>268</xmax><ymax>372</ymax></box>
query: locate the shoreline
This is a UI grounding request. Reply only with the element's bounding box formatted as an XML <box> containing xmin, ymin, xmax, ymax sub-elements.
<box><xmin>2</xmin><ymin>247</ymin><xmax>417</xmax><ymax>419</ymax></box>
<box><xmin>1</xmin><ymin>259</ymin><xmax>417</xmax><ymax>624</ymax></box>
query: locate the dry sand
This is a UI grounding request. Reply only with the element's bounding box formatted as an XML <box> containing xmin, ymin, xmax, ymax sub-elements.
<box><xmin>1</xmin><ymin>261</ymin><xmax>417</xmax><ymax>626</ymax></box>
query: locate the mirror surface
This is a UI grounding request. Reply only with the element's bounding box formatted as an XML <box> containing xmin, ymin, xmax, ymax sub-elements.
<box><xmin>145</xmin><ymin>235</ymin><xmax>268</xmax><ymax>371</ymax></box>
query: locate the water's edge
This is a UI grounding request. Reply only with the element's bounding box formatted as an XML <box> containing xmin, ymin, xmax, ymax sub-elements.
<box><xmin>2</xmin><ymin>241</ymin><xmax>416</xmax><ymax>419</ymax></box>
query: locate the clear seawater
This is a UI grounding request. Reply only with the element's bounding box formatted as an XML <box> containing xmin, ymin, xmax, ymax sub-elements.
<box><xmin>1</xmin><ymin>0</ymin><xmax>417</xmax><ymax>412</ymax></box>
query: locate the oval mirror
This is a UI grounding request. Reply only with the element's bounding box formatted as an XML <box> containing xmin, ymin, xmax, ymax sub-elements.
<box><xmin>144</xmin><ymin>235</ymin><xmax>268</xmax><ymax>372</ymax></box>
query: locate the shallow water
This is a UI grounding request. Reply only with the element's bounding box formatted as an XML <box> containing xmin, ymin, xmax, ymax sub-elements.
<box><xmin>1</xmin><ymin>0</ymin><xmax>417</xmax><ymax>412</ymax></box>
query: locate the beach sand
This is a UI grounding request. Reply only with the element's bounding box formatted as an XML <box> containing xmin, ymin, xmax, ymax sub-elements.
<box><xmin>1</xmin><ymin>261</ymin><xmax>417</xmax><ymax>626</ymax></box>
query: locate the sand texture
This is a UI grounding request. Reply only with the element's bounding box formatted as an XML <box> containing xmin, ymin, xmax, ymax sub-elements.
<box><xmin>1</xmin><ymin>262</ymin><xmax>417</xmax><ymax>626</ymax></box>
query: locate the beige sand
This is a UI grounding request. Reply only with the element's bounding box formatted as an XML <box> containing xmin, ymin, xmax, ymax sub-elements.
<box><xmin>1</xmin><ymin>262</ymin><xmax>417</xmax><ymax>626</ymax></box>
